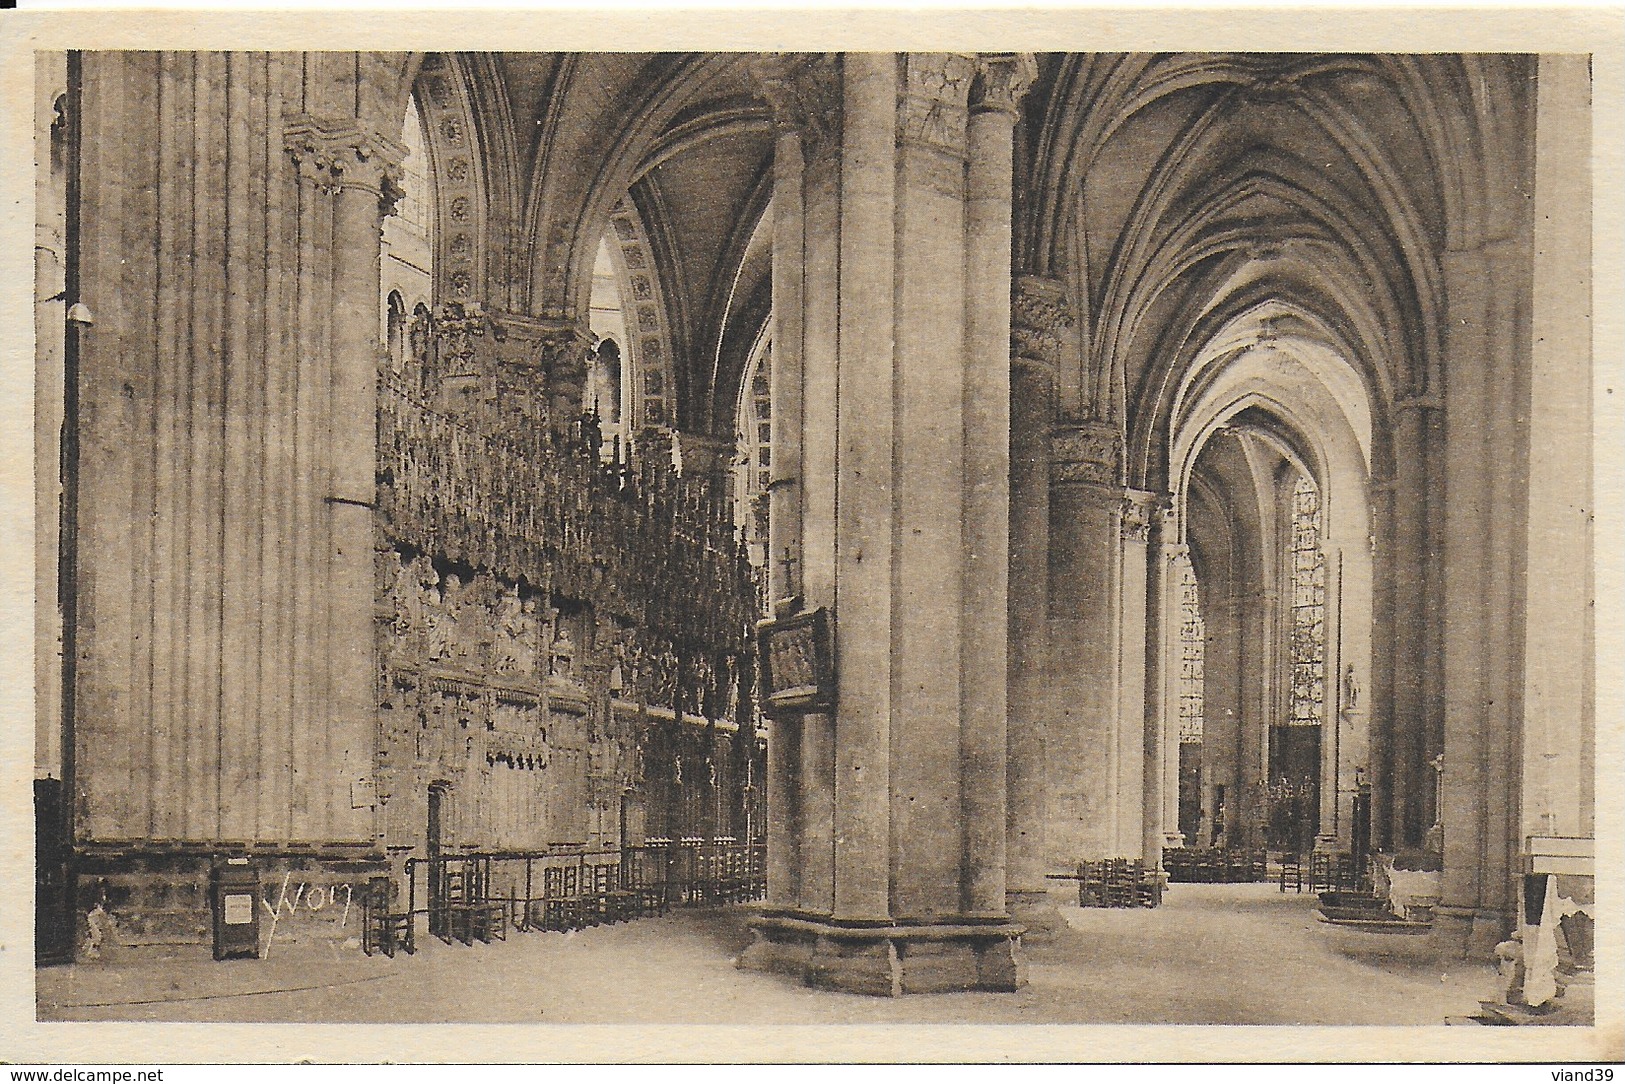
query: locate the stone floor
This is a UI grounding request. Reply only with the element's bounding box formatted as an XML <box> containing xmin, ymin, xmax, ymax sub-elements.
<box><xmin>38</xmin><ymin>883</ymin><xmax>1500</xmax><ymax>1029</ymax></box>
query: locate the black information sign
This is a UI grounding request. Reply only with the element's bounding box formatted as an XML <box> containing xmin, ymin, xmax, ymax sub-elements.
<box><xmin>756</xmin><ymin>607</ymin><xmax>834</xmax><ymax>716</ymax></box>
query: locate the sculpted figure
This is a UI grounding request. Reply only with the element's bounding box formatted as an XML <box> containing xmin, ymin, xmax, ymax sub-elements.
<box><xmin>492</xmin><ymin>585</ymin><xmax>537</xmax><ymax>676</ymax></box>
<box><xmin>549</xmin><ymin>621</ymin><xmax>577</xmax><ymax>681</ymax></box>
<box><xmin>421</xmin><ymin>564</ymin><xmax>455</xmax><ymax>664</ymax></box>
<box><xmin>387</xmin><ymin>553</ymin><xmax>417</xmax><ymax>641</ymax></box>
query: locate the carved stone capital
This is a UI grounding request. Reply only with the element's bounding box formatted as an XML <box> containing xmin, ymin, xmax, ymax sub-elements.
<box><xmin>899</xmin><ymin>52</ymin><xmax>976</xmax><ymax>156</ymax></box>
<box><xmin>284</xmin><ymin>114</ymin><xmax>407</xmax><ymax>210</ymax></box>
<box><xmin>532</xmin><ymin>323</ymin><xmax>594</xmax><ymax>424</ymax></box>
<box><xmin>1011</xmin><ymin>275</ymin><xmax>1073</xmax><ymax>370</ymax></box>
<box><xmin>971</xmin><ymin>52</ymin><xmax>1038</xmax><ymax>116</ymax></box>
<box><xmin>535</xmin><ymin>323</ymin><xmax>593</xmax><ymax>379</ymax></box>
<box><xmin>1121</xmin><ymin>489</ymin><xmax>1162</xmax><ymax>544</ymax></box>
<box><xmin>1050</xmin><ymin>421</ymin><xmax>1123</xmax><ymax>489</ymax></box>
<box><xmin>749</xmin><ymin>53</ymin><xmax>843</xmax><ymax>158</ymax></box>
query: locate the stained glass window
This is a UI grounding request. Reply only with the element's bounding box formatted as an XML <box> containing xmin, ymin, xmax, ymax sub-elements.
<box><xmin>1177</xmin><ymin>553</ymin><xmax>1205</xmax><ymax>744</ymax></box>
<box><xmin>1288</xmin><ymin>474</ymin><xmax>1326</xmax><ymax>726</ymax></box>
<box><xmin>733</xmin><ymin>336</ymin><xmax>774</xmax><ymax>612</ymax></box>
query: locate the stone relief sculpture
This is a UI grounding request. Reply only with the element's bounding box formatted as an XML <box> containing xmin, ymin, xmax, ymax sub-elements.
<box><xmin>492</xmin><ymin>585</ymin><xmax>538</xmax><ymax>678</ymax></box>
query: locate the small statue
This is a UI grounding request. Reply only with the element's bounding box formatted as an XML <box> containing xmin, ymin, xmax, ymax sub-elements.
<box><xmin>549</xmin><ymin>622</ymin><xmax>577</xmax><ymax>681</ymax></box>
<box><xmin>387</xmin><ymin>553</ymin><xmax>417</xmax><ymax>640</ymax></box>
<box><xmin>1343</xmin><ymin>664</ymin><xmax>1360</xmax><ymax>709</ymax></box>
<box><xmin>423</xmin><ymin>566</ymin><xmax>455</xmax><ymax>663</ymax></box>
<box><xmin>492</xmin><ymin>586</ymin><xmax>536</xmax><ymax>676</ymax></box>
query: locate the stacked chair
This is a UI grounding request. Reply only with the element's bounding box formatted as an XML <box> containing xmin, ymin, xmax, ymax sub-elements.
<box><xmin>384</xmin><ymin>841</ymin><xmax>767</xmax><ymax>953</ymax></box>
<box><xmin>1074</xmin><ymin>858</ymin><xmax>1164</xmax><ymax>908</ymax></box>
<box><xmin>1163</xmin><ymin>847</ymin><xmax>1270</xmax><ymax>883</ymax></box>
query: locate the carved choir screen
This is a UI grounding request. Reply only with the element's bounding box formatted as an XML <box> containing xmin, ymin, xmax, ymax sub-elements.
<box><xmin>372</xmin><ymin>66</ymin><xmax>763</xmax><ymax>864</ymax></box>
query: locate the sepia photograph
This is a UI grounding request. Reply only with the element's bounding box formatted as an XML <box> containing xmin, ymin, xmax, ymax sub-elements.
<box><xmin>6</xmin><ymin>5</ymin><xmax>1620</xmax><ymax>1065</ymax></box>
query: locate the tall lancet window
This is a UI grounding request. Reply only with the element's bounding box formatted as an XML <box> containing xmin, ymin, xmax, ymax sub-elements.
<box><xmin>381</xmin><ymin>92</ymin><xmax>432</xmax><ymax>385</ymax></box>
<box><xmin>732</xmin><ymin>331</ymin><xmax>773</xmax><ymax>592</ymax></box>
<box><xmin>1177</xmin><ymin>555</ymin><xmax>1205</xmax><ymax>745</ymax></box>
<box><xmin>587</xmin><ymin>235</ymin><xmax>632</xmax><ymax>456</ymax></box>
<box><xmin>1288</xmin><ymin>474</ymin><xmax>1326</xmax><ymax>727</ymax></box>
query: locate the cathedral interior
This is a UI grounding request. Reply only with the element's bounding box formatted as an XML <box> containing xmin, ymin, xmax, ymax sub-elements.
<box><xmin>31</xmin><ymin>49</ymin><xmax>1595</xmax><ymax>1014</ymax></box>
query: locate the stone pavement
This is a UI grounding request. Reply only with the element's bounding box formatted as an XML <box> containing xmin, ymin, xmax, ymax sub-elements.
<box><xmin>39</xmin><ymin>882</ymin><xmax>1497</xmax><ymax>1026</ymax></box>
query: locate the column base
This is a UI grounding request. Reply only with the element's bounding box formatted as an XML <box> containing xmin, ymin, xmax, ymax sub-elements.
<box><xmin>1006</xmin><ymin>889</ymin><xmax>1070</xmax><ymax>946</ymax></box>
<box><xmin>1432</xmin><ymin>904</ymin><xmax>1512</xmax><ymax>960</ymax></box>
<box><xmin>737</xmin><ymin>911</ymin><xmax>1027</xmax><ymax>995</ymax></box>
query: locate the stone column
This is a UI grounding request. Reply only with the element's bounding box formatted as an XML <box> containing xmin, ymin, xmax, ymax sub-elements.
<box><xmin>798</xmin><ymin>714</ymin><xmax>836</xmax><ymax>914</ymax></box>
<box><xmin>1316</xmin><ymin>546</ymin><xmax>1344</xmax><ymax>850</ymax></box>
<box><xmin>1435</xmin><ymin>236</ymin><xmax>1529</xmax><ymax>958</ymax></box>
<box><xmin>1046</xmin><ymin>421</ymin><xmax>1128</xmax><ymax>864</ymax></box>
<box><xmin>1523</xmin><ymin>53</ymin><xmax>1593</xmax><ymax>846</ymax></box>
<box><xmin>761</xmin><ymin>114</ymin><xmax>806</xmax><ymax>911</ymax></box>
<box><xmin>35</xmin><ymin>53</ymin><xmax>69</xmax><ymax>782</ymax></box>
<box><xmin>1325</xmin><ymin>525</ymin><xmax>1375</xmax><ymax>856</ymax></box>
<box><xmin>65</xmin><ymin>57</ymin><xmax>405</xmax><ymax>951</ymax></box>
<box><xmin>1388</xmin><ymin>402</ymin><xmax>1435</xmax><ymax>847</ymax></box>
<box><xmin>1201</xmin><ymin>591</ymin><xmax>1245</xmax><ymax>848</ymax></box>
<box><xmin>889</xmin><ymin>51</ymin><xmax>974</xmax><ymax>921</ymax></box>
<box><xmin>766</xmin><ymin>123</ymin><xmax>806</xmax><ymax>607</ymax></box>
<box><xmin>961</xmin><ymin>54</ymin><xmax>1033</xmax><ymax>919</ymax></box>
<box><xmin>1118</xmin><ymin>491</ymin><xmax>1156</xmax><ymax>860</ymax></box>
<box><xmin>1367</xmin><ymin>477</ymin><xmax>1397</xmax><ymax>850</ymax></box>
<box><xmin>740</xmin><ymin>51</ymin><xmax>1032</xmax><ymax>995</ymax></box>
<box><xmin>327</xmin><ymin>125</ymin><xmax>405</xmax><ymax>844</ymax></box>
<box><xmin>677</xmin><ymin>431</ymin><xmax>737</xmax><ymax>519</ymax></box>
<box><xmin>829</xmin><ymin>50</ymin><xmax>896</xmax><ymax>926</ymax></box>
<box><xmin>1007</xmin><ymin>276</ymin><xmax>1064</xmax><ymax>916</ymax></box>
<box><xmin>1160</xmin><ymin>537</ymin><xmax>1189</xmax><ymax>848</ymax></box>
<box><xmin>1239</xmin><ymin>584</ymin><xmax>1277</xmax><ymax>850</ymax></box>
<box><xmin>750</xmin><ymin>53</ymin><xmax>842</xmax><ymax>931</ymax></box>
<box><xmin>1153</xmin><ymin>516</ymin><xmax>1186</xmax><ymax>851</ymax></box>
<box><xmin>539</xmin><ymin>326</ymin><xmax>594</xmax><ymax>429</ymax></box>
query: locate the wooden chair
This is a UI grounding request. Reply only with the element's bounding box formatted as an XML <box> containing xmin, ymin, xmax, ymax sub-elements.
<box><xmin>1105</xmin><ymin>859</ymin><xmax>1137</xmax><ymax>907</ymax></box>
<box><xmin>1076</xmin><ymin>860</ymin><xmax>1106</xmax><ymax>908</ymax></box>
<box><xmin>1134</xmin><ymin>861</ymin><xmax>1163</xmax><ymax>907</ymax></box>
<box><xmin>721</xmin><ymin>846</ymin><xmax>751</xmax><ymax>904</ymax></box>
<box><xmin>437</xmin><ymin>859</ymin><xmax>503</xmax><ymax>944</ymax></box>
<box><xmin>362</xmin><ymin>876</ymin><xmax>414</xmax><ymax>958</ymax></box>
<box><xmin>1311</xmin><ymin>852</ymin><xmax>1355</xmax><ymax>894</ymax></box>
<box><xmin>630</xmin><ymin>846</ymin><xmax>673</xmax><ymax>916</ymax></box>
<box><xmin>589</xmin><ymin>859</ymin><xmax>636</xmax><ymax>923</ymax></box>
<box><xmin>1279</xmin><ymin>852</ymin><xmax>1307</xmax><ymax>893</ymax></box>
<box><xmin>538</xmin><ymin>864</ymin><xmax>578</xmax><ymax>931</ymax></box>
